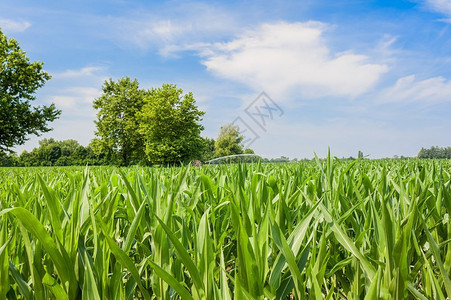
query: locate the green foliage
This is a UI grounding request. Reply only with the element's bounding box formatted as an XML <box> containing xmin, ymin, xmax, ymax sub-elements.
<box><xmin>418</xmin><ymin>146</ymin><xmax>451</xmax><ymax>159</ymax></box>
<box><xmin>0</xmin><ymin>28</ymin><xmax>60</xmax><ymax>152</ymax></box>
<box><xmin>214</xmin><ymin>123</ymin><xmax>243</xmax><ymax>157</ymax></box>
<box><xmin>138</xmin><ymin>84</ymin><xmax>205</xmax><ymax>164</ymax></box>
<box><xmin>92</xmin><ymin>77</ymin><xmax>145</xmax><ymax>165</ymax></box>
<box><xmin>92</xmin><ymin>80</ymin><xmax>205</xmax><ymax>165</ymax></box>
<box><xmin>199</xmin><ymin>137</ymin><xmax>216</xmax><ymax>162</ymax></box>
<box><xmin>0</xmin><ymin>138</ymin><xmax>104</xmax><ymax>166</ymax></box>
<box><xmin>269</xmin><ymin>156</ymin><xmax>290</xmax><ymax>163</ymax></box>
<box><xmin>244</xmin><ymin>148</ymin><xmax>255</xmax><ymax>154</ymax></box>
<box><xmin>1</xmin><ymin>158</ymin><xmax>450</xmax><ymax>298</ymax></box>
<box><xmin>0</xmin><ymin>152</ymin><xmax>19</xmax><ymax>166</ymax></box>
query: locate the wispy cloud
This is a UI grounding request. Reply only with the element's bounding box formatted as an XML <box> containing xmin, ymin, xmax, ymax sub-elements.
<box><xmin>378</xmin><ymin>74</ymin><xmax>451</xmax><ymax>104</ymax></box>
<box><xmin>55</xmin><ymin>66</ymin><xmax>105</xmax><ymax>79</ymax></box>
<box><xmin>195</xmin><ymin>22</ymin><xmax>388</xmax><ymax>99</ymax></box>
<box><xmin>109</xmin><ymin>3</ymin><xmax>239</xmax><ymax>51</ymax></box>
<box><xmin>51</xmin><ymin>87</ymin><xmax>102</xmax><ymax>111</ymax></box>
<box><xmin>424</xmin><ymin>0</ymin><xmax>451</xmax><ymax>22</ymax></box>
<box><xmin>0</xmin><ymin>18</ymin><xmax>31</xmax><ymax>32</ymax></box>
<box><xmin>43</xmin><ymin>66</ymin><xmax>107</xmax><ymax>114</ymax></box>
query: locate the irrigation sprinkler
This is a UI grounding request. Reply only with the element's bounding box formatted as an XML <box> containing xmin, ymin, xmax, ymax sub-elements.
<box><xmin>204</xmin><ymin>154</ymin><xmax>262</xmax><ymax>164</ymax></box>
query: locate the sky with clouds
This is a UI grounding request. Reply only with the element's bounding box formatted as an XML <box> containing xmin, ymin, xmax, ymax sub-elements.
<box><xmin>1</xmin><ymin>0</ymin><xmax>450</xmax><ymax>159</ymax></box>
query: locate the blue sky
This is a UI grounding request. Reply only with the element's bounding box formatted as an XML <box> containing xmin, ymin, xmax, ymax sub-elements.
<box><xmin>1</xmin><ymin>0</ymin><xmax>451</xmax><ymax>159</ymax></box>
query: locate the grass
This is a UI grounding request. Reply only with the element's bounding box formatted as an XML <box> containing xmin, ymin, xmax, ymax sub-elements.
<box><xmin>0</xmin><ymin>157</ymin><xmax>450</xmax><ymax>299</ymax></box>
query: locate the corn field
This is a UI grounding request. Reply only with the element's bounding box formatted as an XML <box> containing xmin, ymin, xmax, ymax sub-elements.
<box><xmin>1</xmin><ymin>156</ymin><xmax>451</xmax><ymax>299</ymax></box>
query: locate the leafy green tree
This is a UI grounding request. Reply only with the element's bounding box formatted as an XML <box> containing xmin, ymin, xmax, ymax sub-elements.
<box><xmin>92</xmin><ymin>77</ymin><xmax>145</xmax><ymax>165</ymax></box>
<box><xmin>48</xmin><ymin>144</ymin><xmax>62</xmax><ymax>165</ymax></box>
<box><xmin>20</xmin><ymin>138</ymin><xmax>60</xmax><ymax>166</ymax></box>
<box><xmin>244</xmin><ymin>148</ymin><xmax>255</xmax><ymax>154</ymax></box>
<box><xmin>214</xmin><ymin>124</ymin><xmax>243</xmax><ymax>157</ymax></box>
<box><xmin>200</xmin><ymin>137</ymin><xmax>216</xmax><ymax>161</ymax></box>
<box><xmin>18</xmin><ymin>150</ymin><xmax>33</xmax><ymax>166</ymax></box>
<box><xmin>0</xmin><ymin>28</ymin><xmax>60</xmax><ymax>152</ymax></box>
<box><xmin>60</xmin><ymin>139</ymin><xmax>80</xmax><ymax>156</ymax></box>
<box><xmin>0</xmin><ymin>151</ymin><xmax>18</xmax><ymax>166</ymax></box>
<box><xmin>138</xmin><ymin>84</ymin><xmax>205</xmax><ymax>164</ymax></box>
<box><xmin>241</xmin><ymin>148</ymin><xmax>258</xmax><ymax>163</ymax></box>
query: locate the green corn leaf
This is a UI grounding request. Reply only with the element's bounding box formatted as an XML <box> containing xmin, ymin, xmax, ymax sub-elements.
<box><xmin>42</xmin><ymin>273</ymin><xmax>69</xmax><ymax>300</ymax></box>
<box><xmin>154</xmin><ymin>215</ymin><xmax>205</xmax><ymax>296</ymax></box>
<box><xmin>97</xmin><ymin>216</ymin><xmax>151</xmax><ymax>300</ymax></box>
<box><xmin>0</xmin><ymin>222</ymin><xmax>10</xmax><ymax>299</ymax></box>
<box><xmin>0</xmin><ymin>207</ymin><xmax>76</xmax><ymax>295</ymax></box>
<box><xmin>122</xmin><ymin>200</ymin><xmax>146</xmax><ymax>254</ymax></box>
<box><xmin>147</xmin><ymin>258</ymin><xmax>194</xmax><ymax>300</ymax></box>
<box><xmin>82</xmin><ymin>252</ymin><xmax>101</xmax><ymax>300</ymax></box>
<box><xmin>319</xmin><ymin>204</ymin><xmax>376</xmax><ymax>279</ymax></box>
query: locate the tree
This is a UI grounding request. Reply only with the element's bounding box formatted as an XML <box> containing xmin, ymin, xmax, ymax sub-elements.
<box><xmin>200</xmin><ymin>137</ymin><xmax>216</xmax><ymax>161</ymax></box>
<box><xmin>244</xmin><ymin>148</ymin><xmax>255</xmax><ymax>154</ymax></box>
<box><xmin>92</xmin><ymin>77</ymin><xmax>145</xmax><ymax>165</ymax></box>
<box><xmin>138</xmin><ymin>84</ymin><xmax>205</xmax><ymax>164</ymax></box>
<box><xmin>60</xmin><ymin>139</ymin><xmax>80</xmax><ymax>157</ymax></box>
<box><xmin>0</xmin><ymin>28</ymin><xmax>60</xmax><ymax>152</ymax></box>
<box><xmin>214</xmin><ymin>124</ymin><xmax>243</xmax><ymax>157</ymax></box>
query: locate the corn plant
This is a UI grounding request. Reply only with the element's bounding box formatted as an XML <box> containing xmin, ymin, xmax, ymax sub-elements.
<box><xmin>0</xmin><ymin>157</ymin><xmax>450</xmax><ymax>299</ymax></box>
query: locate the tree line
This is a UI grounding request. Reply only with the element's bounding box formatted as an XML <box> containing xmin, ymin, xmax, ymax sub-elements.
<box><xmin>0</xmin><ymin>139</ymin><xmax>103</xmax><ymax>167</ymax></box>
<box><xmin>417</xmin><ymin>146</ymin><xmax>451</xmax><ymax>159</ymax></box>
<box><xmin>0</xmin><ymin>124</ymin><xmax>253</xmax><ymax>167</ymax></box>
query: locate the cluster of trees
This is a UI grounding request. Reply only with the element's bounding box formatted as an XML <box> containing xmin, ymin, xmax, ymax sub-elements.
<box><xmin>417</xmin><ymin>146</ymin><xmax>451</xmax><ymax>159</ymax></box>
<box><xmin>90</xmin><ymin>79</ymin><xmax>254</xmax><ymax>165</ymax></box>
<box><xmin>0</xmin><ymin>139</ymin><xmax>104</xmax><ymax>167</ymax></box>
<box><xmin>89</xmin><ymin>78</ymin><xmax>207</xmax><ymax>165</ymax></box>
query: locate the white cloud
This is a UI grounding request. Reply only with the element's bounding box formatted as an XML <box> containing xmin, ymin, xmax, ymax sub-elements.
<box><xmin>42</xmin><ymin>66</ymin><xmax>106</xmax><ymax>115</ymax></box>
<box><xmin>112</xmin><ymin>4</ymin><xmax>238</xmax><ymax>51</ymax></box>
<box><xmin>196</xmin><ymin>22</ymin><xmax>388</xmax><ymax>99</ymax></box>
<box><xmin>12</xmin><ymin>66</ymin><xmax>106</xmax><ymax>153</ymax></box>
<box><xmin>0</xmin><ymin>18</ymin><xmax>31</xmax><ymax>32</ymax></box>
<box><xmin>51</xmin><ymin>87</ymin><xmax>102</xmax><ymax>110</ymax></box>
<box><xmin>424</xmin><ymin>0</ymin><xmax>451</xmax><ymax>21</ymax></box>
<box><xmin>55</xmin><ymin>66</ymin><xmax>104</xmax><ymax>78</ymax></box>
<box><xmin>378</xmin><ymin>74</ymin><xmax>451</xmax><ymax>103</ymax></box>
<box><xmin>51</xmin><ymin>95</ymin><xmax>78</xmax><ymax>109</ymax></box>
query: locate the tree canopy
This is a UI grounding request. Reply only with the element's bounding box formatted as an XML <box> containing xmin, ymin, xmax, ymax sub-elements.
<box><xmin>0</xmin><ymin>28</ymin><xmax>60</xmax><ymax>152</ymax></box>
<box><xmin>92</xmin><ymin>77</ymin><xmax>145</xmax><ymax>165</ymax></box>
<box><xmin>139</xmin><ymin>84</ymin><xmax>205</xmax><ymax>164</ymax></box>
<box><xmin>214</xmin><ymin>123</ymin><xmax>244</xmax><ymax>157</ymax></box>
<box><xmin>92</xmin><ymin>80</ymin><xmax>205</xmax><ymax>165</ymax></box>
